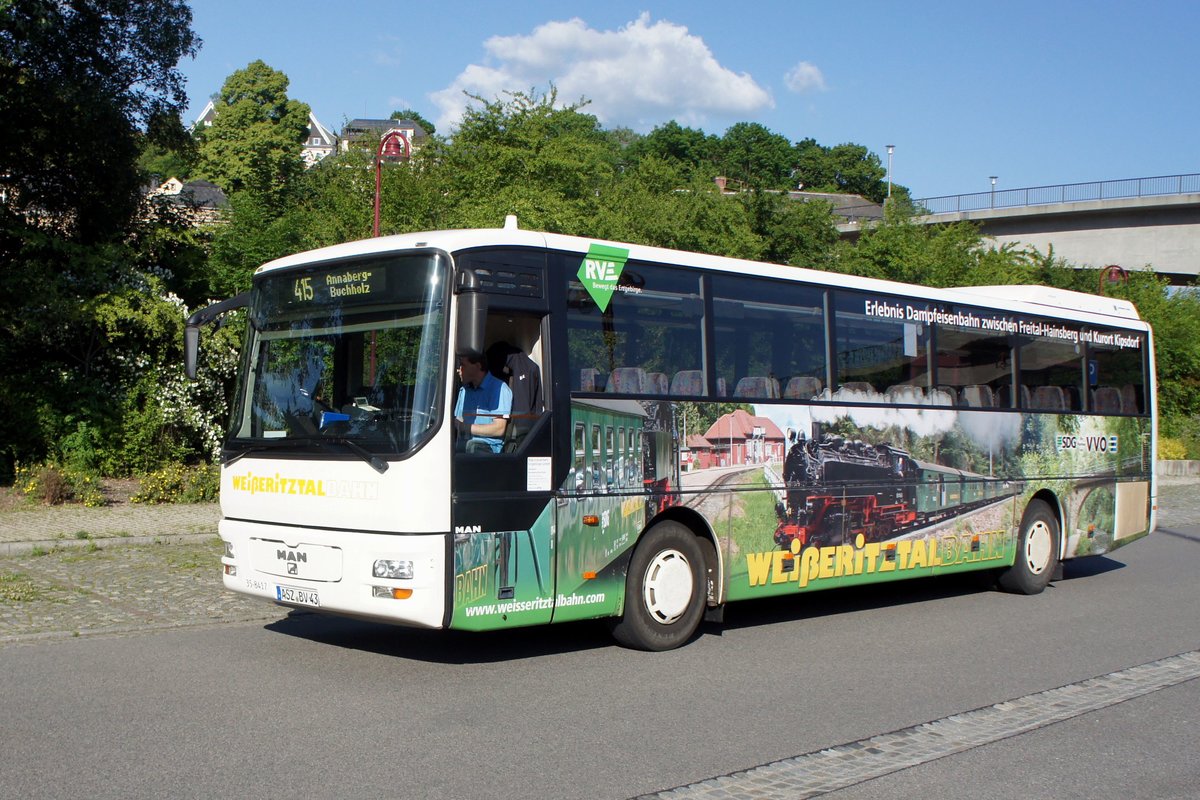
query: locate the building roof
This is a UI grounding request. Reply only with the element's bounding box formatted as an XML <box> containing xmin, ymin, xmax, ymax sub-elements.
<box><xmin>702</xmin><ymin>409</ymin><xmax>784</xmax><ymax>442</ymax></box>
<box><xmin>685</xmin><ymin>434</ymin><xmax>715</xmax><ymax>450</ymax></box>
<box><xmin>146</xmin><ymin>177</ymin><xmax>228</xmax><ymax>209</ymax></box>
<box><xmin>341</xmin><ymin>118</ymin><xmax>429</xmax><ymax>141</ymax></box>
<box><xmin>788</xmin><ymin>190</ymin><xmax>882</xmax><ymax>221</ymax></box>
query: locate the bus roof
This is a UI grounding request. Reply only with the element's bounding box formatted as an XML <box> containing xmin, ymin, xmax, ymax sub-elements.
<box><xmin>255</xmin><ymin>219</ymin><xmax>1148</xmax><ymax>329</ymax></box>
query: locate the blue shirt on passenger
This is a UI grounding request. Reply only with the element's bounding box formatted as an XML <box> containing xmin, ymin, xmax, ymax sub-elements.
<box><xmin>454</xmin><ymin>371</ymin><xmax>513</xmax><ymax>453</ymax></box>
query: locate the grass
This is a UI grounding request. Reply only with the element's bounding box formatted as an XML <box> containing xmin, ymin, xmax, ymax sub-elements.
<box><xmin>0</xmin><ymin>571</ymin><xmax>42</xmax><ymax>603</ymax></box>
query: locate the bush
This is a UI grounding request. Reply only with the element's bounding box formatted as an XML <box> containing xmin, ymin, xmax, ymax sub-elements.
<box><xmin>1158</xmin><ymin>414</ymin><xmax>1200</xmax><ymax>459</ymax></box>
<box><xmin>1158</xmin><ymin>438</ymin><xmax>1189</xmax><ymax>460</ymax></box>
<box><xmin>14</xmin><ymin>462</ymin><xmax>105</xmax><ymax>507</ymax></box>
<box><xmin>132</xmin><ymin>463</ymin><xmax>220</xmax><ymax>504</ymax></box>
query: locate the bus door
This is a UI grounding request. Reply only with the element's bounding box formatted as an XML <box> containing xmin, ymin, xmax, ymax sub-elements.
<box><xmin>449</xmin><ymin>307</ymin><xmax>556</xmax><ymax>631</ymax></box>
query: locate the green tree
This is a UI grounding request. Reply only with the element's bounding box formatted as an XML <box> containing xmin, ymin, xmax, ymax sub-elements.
<box><xmin>0</xmin><ymin>0</ymin><xmax>198</xmax><ymax>242</ymax></box>
<box><xmin>591</xmin><ymin>157</ymin><xmax>763</xmax><ymax>259</ymax></box>
<box><xmin>795</xmin><ymin>140</ymin><xmax>896</xmax><ymax>203</ymax></box>
<box><xmin>829</xmin><ymin>206</ymin><xmax>1037</xmax><ymax>286</ymax></box>
<box><xmin>138</xmin><ymin>112</ymin><xmax>198</xmax><ymax>183</ymax></box>
<box><xmin>195</xmin><ymin>60</ymin><xmax>310</xmax><ymax>210</ymax></box>
<box><xmin>627</xmin><ymin>121</ymin><xmax>718</xmax><ymax>179</ymax></box>
<box><xmin>0</xmin><ymin>0</ymin><xmax>199</xmax><ymax>479</ymax></box>
<box><xmin>738</xmin><ymin>189</ymin><xmax>839</xmax><ymax>268</ymax></box>
<box><xmin>435</xmin><ymin>88</ymin><xmax>616</xmax><ymax>232</ymax></box>
<box><xmin>718</xmin><ymin>122</ymin><xmax>795</xmax><ymax>189</ymax></box>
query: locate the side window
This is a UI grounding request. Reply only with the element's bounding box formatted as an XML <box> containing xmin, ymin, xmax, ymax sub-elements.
<box><xmin>617</xmin><ymin>427</ymin><xmax>627</xmax><ymax>488</ymax></box>
<box><xmin>591</xmin><ymin>424</ymin><xmax>603</xmax><ymax>493</ymax></box>
<box><xmin>1088</xmin><ymin>331</ymin><xmax>1146</xmax><ymax>414</ymax></box>
<box><xmin>567</xmin><ymin>261</ymin><xmax>703</xmax><ymax>395</ymax></box>
<box><xmin>1020</xmin><ymin>327</ymin><xmax>1083</xmax><ymax>411</ymax></box>
<box><xmin>605</xmin><ymin>425</ymin><xmax>616</xmax><ymax>491</ymax></box>
<box><xmin>627</xmin><ymin>427</ymin><xmax>638</xmax><ymax>486</ymax></box>
<box><xmin>936</xmin><ymin>314</ymin><xmax>1014</xmax><ymax>408</ymax></box>
<box><xmin>834</xmin><ymin>293</ymin><xmax>931</xmax><ymax>400</ymax></box>
<box><xmin>712</xmin><ymin>275</ymin><xmax>826</xmax><ymax>401</ymax></box>
<box><xmin>572</xmin><ymin>423</ymin><xmax>586</xmax><ymax>493</ymax></box>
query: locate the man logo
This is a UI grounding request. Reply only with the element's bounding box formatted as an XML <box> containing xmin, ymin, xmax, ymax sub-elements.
<box><xmin>287</xmin><ymin>562</ymin><xmax>298</xmax><ymax>575</ymax></box>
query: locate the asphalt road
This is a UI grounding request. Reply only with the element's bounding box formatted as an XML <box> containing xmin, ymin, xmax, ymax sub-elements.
<box><xmin>1</xmin><ymin>523</ymin><xmax>1198</xmax><ymax>799</ymax></box>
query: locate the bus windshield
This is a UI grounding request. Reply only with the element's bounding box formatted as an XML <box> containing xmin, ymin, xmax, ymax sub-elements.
<box><xmin>227</xmin><ymin>252</ymin><xmax>448</xmax><ymax>458</ymax></box>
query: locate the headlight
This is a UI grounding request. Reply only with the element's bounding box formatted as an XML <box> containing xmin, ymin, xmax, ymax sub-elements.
<box><xmin>372</xmin><ymin>559</ymin><xmax>414</xmax><ymax>580</ymax></box>
<box><xmin>223</xmin><ymin>541</ymin><xmax>235</xmax><ymax>558</ymax></box>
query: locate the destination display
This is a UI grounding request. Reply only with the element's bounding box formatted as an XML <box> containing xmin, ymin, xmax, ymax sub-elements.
<box><xmin>265</xmin><ymin>264</ymin><xmax>388</xmax><ymax>309</ymax></box>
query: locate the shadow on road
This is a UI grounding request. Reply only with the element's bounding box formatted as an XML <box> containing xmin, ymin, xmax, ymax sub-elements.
<box><xmin>1155</xmin><ymin>526</ymin><xmax>1200</xmax><ymax>545</ymax></box>
<box><xmin>711</xmin><ymin>555</ymin><xmax>1126</xmax><ymax>636</ymax></box>
<box><xmin>260</xmin><ymin>553</ymin><xmax>1130</xmax><ymax>661</ymax></box>
<box><xmin>263</xmin><ymin>611</ymin><xmax>613</xmax><ymax>663</ymax></box>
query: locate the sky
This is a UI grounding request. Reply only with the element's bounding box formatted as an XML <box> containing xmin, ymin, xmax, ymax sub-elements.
<box><xmin>180</xmin><ymin>0</ymin><xmax>1200</xmax><ymax>200</ymax></box>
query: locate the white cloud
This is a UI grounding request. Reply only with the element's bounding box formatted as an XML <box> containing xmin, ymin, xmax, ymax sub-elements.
<box><xmin>430</xmin><ymin>13</ymin><xmax>773</xmax><ymax>133</ymax></box>
<box><xmin>784</xmin><ymin>61</ymin><xmax>827</xmax><ymax>94</ymax></box>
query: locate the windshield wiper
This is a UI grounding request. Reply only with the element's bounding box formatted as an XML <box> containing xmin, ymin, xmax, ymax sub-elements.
<box><xmin>320</xmin><ymin>436</ymin><xmax>390</xmax><ymax>474</ymax></box>
<box><xmin>222</xmin><ymin>437</ymin><xmax>301</xmax><ymax>467</ymax></box>
<box><xmin>222</xmin><ymin>435</ymin><xmax>389</xmax><ymax>474</ymax></box>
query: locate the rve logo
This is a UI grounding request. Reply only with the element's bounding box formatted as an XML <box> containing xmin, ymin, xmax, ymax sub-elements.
<box><xmin>576</xmin><ymin>244</ymin><xmax>630</xmax><ymax>312</ymax></box>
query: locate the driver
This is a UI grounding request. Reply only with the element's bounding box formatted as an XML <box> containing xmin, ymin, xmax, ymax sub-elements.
<box><xmin>454</xmin><ymin>353</ymin><xmax>512</xmax><ymax>453</ymax></box>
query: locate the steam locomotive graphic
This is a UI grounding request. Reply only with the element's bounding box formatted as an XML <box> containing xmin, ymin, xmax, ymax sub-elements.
<box><xmin>774</xmin><ymin>431</ymin><xmax>1016</xmax><ymax>551</ymax></box>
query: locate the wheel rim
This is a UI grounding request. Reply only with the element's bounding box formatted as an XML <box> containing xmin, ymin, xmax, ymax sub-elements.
<box><xmin>643</xmin><ymin>549</ymin><xmax>694</xmax><ymax>625</ymax></box>
<box><xmin>1024</xmin><ymin>520</ymin><xmax>1054</xmax><ymax>575</ymax></box>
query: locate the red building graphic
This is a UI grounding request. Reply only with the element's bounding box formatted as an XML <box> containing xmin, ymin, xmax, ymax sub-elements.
<box><xmin>702</xmin><ymin>409</ymin><xmax>785</xmax><ymax>467</ymax></box>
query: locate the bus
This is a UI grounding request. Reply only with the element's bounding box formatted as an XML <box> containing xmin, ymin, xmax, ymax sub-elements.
<box><xmin>186</xmin><ymin>216</ymin><xmax>1156</xmax><ymax>650</ymax></box>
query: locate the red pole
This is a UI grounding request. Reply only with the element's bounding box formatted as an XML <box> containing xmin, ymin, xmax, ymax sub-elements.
<box><xmin>373</xmin><ymin>137</ymin><xmax>384</xmax><ymax>237</ymax></box>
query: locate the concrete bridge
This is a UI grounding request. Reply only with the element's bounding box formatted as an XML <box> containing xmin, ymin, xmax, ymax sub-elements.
<box><xmin>838</xmin><ymin>174</ymin><xmax>1200</xmax><ymax>283</ymax></box>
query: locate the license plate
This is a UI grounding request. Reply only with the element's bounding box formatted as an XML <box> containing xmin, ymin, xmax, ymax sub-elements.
<box><xmin>275</xmin><ymin>585</ymin><xmax>320</xmax><ymax>607</ymax></box>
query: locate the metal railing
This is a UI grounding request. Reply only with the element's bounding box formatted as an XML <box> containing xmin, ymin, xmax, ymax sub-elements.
<box><xmin>917</xmin><ymin>173</ymin><xmax>1200</xmax><ymax>215</ymax></box>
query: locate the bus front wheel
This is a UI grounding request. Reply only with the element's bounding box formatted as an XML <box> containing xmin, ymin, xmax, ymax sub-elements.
<box><xmin>998</xmin><ymin>499</ymin><xmax>1060</xmax><ymax>595</ymax></box>
<box><xmin>610</xmin><ymin>522</ymin><xmax>706</xmax><ymax>651</ymax></box>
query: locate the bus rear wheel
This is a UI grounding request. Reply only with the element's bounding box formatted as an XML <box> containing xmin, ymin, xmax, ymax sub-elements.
<box><xmin>998</xmin><ymin>499</ymin><xmax>1059</xmax><ymax>595</ymax></box>
<box><xmin>610</xmin><ymin>522</ymin><xmax>706</xmax><ymax>651</ymax></box>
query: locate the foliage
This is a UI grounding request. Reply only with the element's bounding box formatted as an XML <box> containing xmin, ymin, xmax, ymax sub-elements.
<box><xmin>0</xmin><ymin>0</ymin><xmax>198</xmax><ymax>243</ymax></box>
<box><xmin>829</xmin><ymin>205</ymin><xmax>1040</xmax><ymax>286</ymax></box>
<box><xmin>14</xmin><ymin>462</ymin><xmax>104</xmax><ymax>507</ymax></box>
<box><xmin>1158</xmin><ymin>438</ymin><xmax>1188</xmax><ymax>460</ymax></box>
<box><xmin>132</xmin><ymin>463</ymin><xmax>220</xmax><ymax>504</ymax></box>
<box><xmin>436</xmin><ymin>88</ymin><xmax>616</xmax><ymax>232</ymax></box>
<box><xmin>194</xmin><ymin>60</ymin><xmax>310</xmax><ymax>211</ymax></box>
<box><xmin>390</xmin><ymin>107</ymin><xmax>436</xmax><ymax>136</ymax></box>
<box><xmin>0</xmin><ymin>1</ymin><xmax>201</xmax><ymax>482</ymax></box>
<box><xmin>625</xmin><ymin>121</ymin><xmax>718</xmax><ymax>179</ymax></box>
<box><xmin>0</xmin><ymin>571</ymin><xmax>43</xmax><ymax>603</ymax></box>
<box><xmin>718</xmin><ymin>122</ymin><xmax>796</xmax><ymax>189</ymax></box>
<box><xmin>794</xmin><ymin>140</ymin><xmax>895</xmax><ymax>204</ymax></box>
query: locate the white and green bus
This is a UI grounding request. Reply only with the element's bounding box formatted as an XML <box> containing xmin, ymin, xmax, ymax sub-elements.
<box><xmin>187</xmin><ymin>218</ymin><xmax>1156</xmax><ymax>650</ymax></box>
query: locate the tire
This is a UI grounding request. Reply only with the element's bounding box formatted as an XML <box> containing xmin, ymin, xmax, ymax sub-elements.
<box><xmin>609</xmin><ymin>522</ymin><xmax>706</xmax><ymax>651</ymax></box>
<box><xmin>998</xmin><ymin>499</ymin><xmax>1060</xmax><ymax>594</ymax></box>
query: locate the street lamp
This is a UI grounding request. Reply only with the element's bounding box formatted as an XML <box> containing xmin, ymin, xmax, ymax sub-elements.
<box><xmin>989</xmin><ymin>175</ymin><xmax>998</xmax><ymax>208</ymax></box>
<box><xmin>373</xmin><ymin>129</ymin><xmax>411</xmax><ymax>237</ymax></box>
<box><xmin>886</xmin><ymin>145</ymin><xmax>894</xmax><ymax>200</ymax></box>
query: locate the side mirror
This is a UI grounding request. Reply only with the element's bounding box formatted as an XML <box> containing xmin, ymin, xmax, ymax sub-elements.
<box><xmin>454</xmin><ymin>269</ymin><xmax>488</xmax><ymax>358</ymax></box>
<box><xmin>184</xmin><ymin>292</ymin><xmax>250</xmax><ymax>380</ymax></box>
<box><xmin>184</xmin><ymin>325</ymin><xmax>201</xmax><ymax>379</ymax></box>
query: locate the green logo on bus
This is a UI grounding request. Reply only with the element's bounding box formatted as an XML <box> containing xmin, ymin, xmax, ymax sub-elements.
<box><xmin>577</xmin><ymin>244</ymin><xmax>630</xmax><ymax>312</ymax></box>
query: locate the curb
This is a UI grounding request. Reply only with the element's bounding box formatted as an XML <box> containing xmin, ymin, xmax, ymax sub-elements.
<box><xmin>0</xmin><ymin>531</ymin><xmax>218</xmax><ymax>557</ymax></box>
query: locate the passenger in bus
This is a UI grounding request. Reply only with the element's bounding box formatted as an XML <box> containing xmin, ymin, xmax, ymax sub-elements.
<box><xmin>454</xmin><ymin>353</ymin><xmax>512</xmax><ymax>454</ymax></box>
